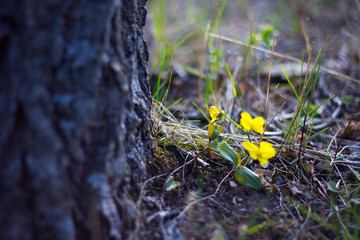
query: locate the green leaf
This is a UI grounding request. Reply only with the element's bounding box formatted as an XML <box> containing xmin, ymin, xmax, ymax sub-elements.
<box><xmin>260</xmin><ymin>25</ymin><xmax>274</xmax><ymax>47</ymax></box>
<box><xmin>208</xmin><ymin>123</ymin><xmax>223</xmax><ymax>140</ymax></box>
<box><xmin>208</xmin><ymin>139</ymin><xmax>220</xmax><ymax>151</ymax></box>
<box><xmin>208</xmin><ymin>123</ymin><xmax>219</xmax><ymax>140</ymax></box>
<box><xmin>165</xmin><ymin>176</ymin><xmax>180</xmax><ymax>191</ymax></box>
<box><xmin>208</xmin><ymin>140</ymin><xmax>238</xmax><ymax>167</ymax></box>
<box><xmin>218</xmin><ymin>141</ymin><xmax>238</xmax><ymax>167</ymax></box>
<box><xmin>234</xmin><ymin>167</ymin><xmax>262</xmax><ymax>190</ymax></box>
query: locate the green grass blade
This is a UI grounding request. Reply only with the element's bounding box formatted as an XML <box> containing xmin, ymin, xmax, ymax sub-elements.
<box><xmin>180</xmin><ymin>64</ymin><xmax>202</xmax><ymax>78</ymax></box>
<box><xmin>205</xmin><ymin>75</ymin><xmax>211</xmax><ymax>110</ymax></box>
<box><xmin>208</xmin><ymin>0</ymin><xmax>227</xmax><ymax>47</ymax></box>
<box><xmin>308</xmin><ymin>95</ymin><xmax>334</xmax><ymax>117</ymax></box>
<box><xmin>246</xmin><ymin>219</ymin><xmax>275</xmax><ymax>234</ymax></box>
<box><xmin>173</xmin><ymin>32</ymin><xmax>194</xmax><ymax>50</ymax></box>
<box><xmin>214</xmin><ymin>105</ymin><xmax>243</xmax><ymax>130</ymax></box>
<box><xmin>193</xmin><ymin>102</ymin><xmax>210</xmax><ymax>122</ymax></box>
<box><xmin>282</xmin><ymin>66</ymin><xmax>306</xmax><ymax>113</ymax></box>
<box><xmin>162</xmin><ymin>98</ymin><xmax>182</xmax><ymax>115</ymax></box>
<box><xmin>160</xmin><ymin>51</ymin><xmax>175</xmax><ymax>101</ymax></box>
<box><xmin>153</xmin><ymin>38</ymin><xmax>170</xmax><ymax>100</ymax></box>
<box><xmin>208</xmin><ymin>76</ymin><xmax>218</xmax><ymax>106</ymax></box>
<box><xmin>223</xmin><ymin>59</ymin><xmax>237</xmax><ymax>97</ymax></box>
<box><xmin>161</xmin><ymin>71</ymin><xmax>173</xmax><ymax>104</ymax></box>
<box><xmin>302</xmin><ymin>127</ymin><xmax>328</xmax><ymax>145</ymax></box>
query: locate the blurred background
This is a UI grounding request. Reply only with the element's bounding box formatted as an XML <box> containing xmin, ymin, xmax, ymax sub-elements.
<box><xmin>145</xmin><ymin>0</ymin><xmax>360</xmax><ymax>133</ymax></box>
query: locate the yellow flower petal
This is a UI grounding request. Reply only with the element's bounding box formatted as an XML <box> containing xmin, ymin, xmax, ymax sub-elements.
<box><xmin>252</xmin><ymin>117</ymin><xmax>265</xmax><ymax>134</ymax></box>
<box><xmin>241</xmin><ymin>112</ymin><xmax>252</xmax><ymax>120</ymax></box>
<box><xmin>209</xmin><ymin>106</ymin><xmax>222</xmax><ymax>123</ymax></box>
<box><xmin>242</xmin><ymin>142</ymin><xmax>259</xmax><ymax>160</ymax></box>
<box><xmin>243</xmin><ymin>141</ymin><xmax>275</xmax><ymax>168</ymax></box>
<box><xmin>259</xmin><ymin>142</ymin><xmax>276</xmax><ymax>159</ymax></box>
<box><xmin>209</xmin><ymin>106</ymin><xmax>219</xmax><ymax>116</ymax></box>
<box><xmin>240</xmin><ymin>112</ymin><xmax>252</xmax><ymax>131</ymax></box>
<box><xmin>240</xmin><ymin>112</ymin><xmax>264</xmax><ymax>133</ymax></box>
<box><xmin>258</xmin><ymin>157</ymin><xmax>269</xmax><ymax>167</ymax></box>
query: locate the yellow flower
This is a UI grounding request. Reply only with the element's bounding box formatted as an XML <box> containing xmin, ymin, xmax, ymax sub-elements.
<box><xmin>209</xmin><ymin>106</ymin><xmax>223</xmax><ymax>123</ymax></box>
<box><xmin>240</xmin><ymin>112</ymin><xmax>264</xmax><ymax>134</ymax></box>
<box><xmin>242</xmin><ymin>141</ymin><xmax>276</xmax><ymax>167</ymax></box>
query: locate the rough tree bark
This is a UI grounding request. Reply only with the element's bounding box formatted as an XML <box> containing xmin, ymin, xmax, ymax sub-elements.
<box><xmin>0</xmin><ymin>0</ymin><xmax>152</xmax><ymax>239</ymax></box>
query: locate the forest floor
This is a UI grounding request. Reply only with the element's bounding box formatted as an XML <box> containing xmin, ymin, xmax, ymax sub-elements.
<box><xmin>139</xmin><ymin>1</ymin><xmax>360</xmax><ymax>239</ymax></box>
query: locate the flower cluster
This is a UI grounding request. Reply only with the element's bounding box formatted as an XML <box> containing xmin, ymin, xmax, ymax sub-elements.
<box><xmin>239</xmin><ymin>112</ymin><xmax>276</xmax><ymax>168</ymax></box>
<box><xmin>208</xmin><ymin>106</ymin><xmax>276</xmax><ymax>168</ymax></box>
<box><xmin>204</xmin><ymin>106</ymin><xmax>276</xmax><ymax>190</ymax></box>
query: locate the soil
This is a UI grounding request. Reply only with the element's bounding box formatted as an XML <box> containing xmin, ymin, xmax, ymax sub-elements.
<box><xmin>142</xmin><ymin>0</ymin><xmax>360</xmax><ymax>239</ymax></box>
<box><xmin>139</xmin><ymin>140</ymin><xmax>342</xmax><ymax>239</ymax></box>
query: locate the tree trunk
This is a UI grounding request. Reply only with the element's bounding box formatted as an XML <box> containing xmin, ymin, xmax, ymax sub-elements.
<box><xmin>0</xmin><ymin>0</ymin><xmax>152</xmax><ymax>239</ymax></box>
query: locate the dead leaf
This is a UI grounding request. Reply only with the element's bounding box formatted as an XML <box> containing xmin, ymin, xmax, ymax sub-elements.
<box><xmin>254</xmin><ymin>169</ymin><xmax>271</xmax><ymax>188</ymax></box>
<box><xmin>287</xmin><ymin>181</ymin><xmax>311</xmax><ymax>198</ymax></box>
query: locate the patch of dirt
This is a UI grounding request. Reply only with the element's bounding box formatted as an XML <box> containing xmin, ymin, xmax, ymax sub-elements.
<box><xmin>138</xmin><ymin>143</ymin><xmax>338</xmax><ymax>239</ymax></box>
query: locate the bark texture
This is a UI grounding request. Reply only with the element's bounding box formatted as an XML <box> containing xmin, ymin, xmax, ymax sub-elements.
<box><xmin>0</xmin><ymin>0</ymin><xmax>152</xmax><ymax>239</ymax></box>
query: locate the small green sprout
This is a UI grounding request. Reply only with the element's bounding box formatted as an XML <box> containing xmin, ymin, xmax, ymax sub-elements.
<box><xmin>165</xmin><ymin>176</ymin><xmax>180</xmax><ymax>191</ymax></box>
<box><xmin>259</xmin><ymin>24</ymin><xmax>275</xmax><ymax>48</ymax></box>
